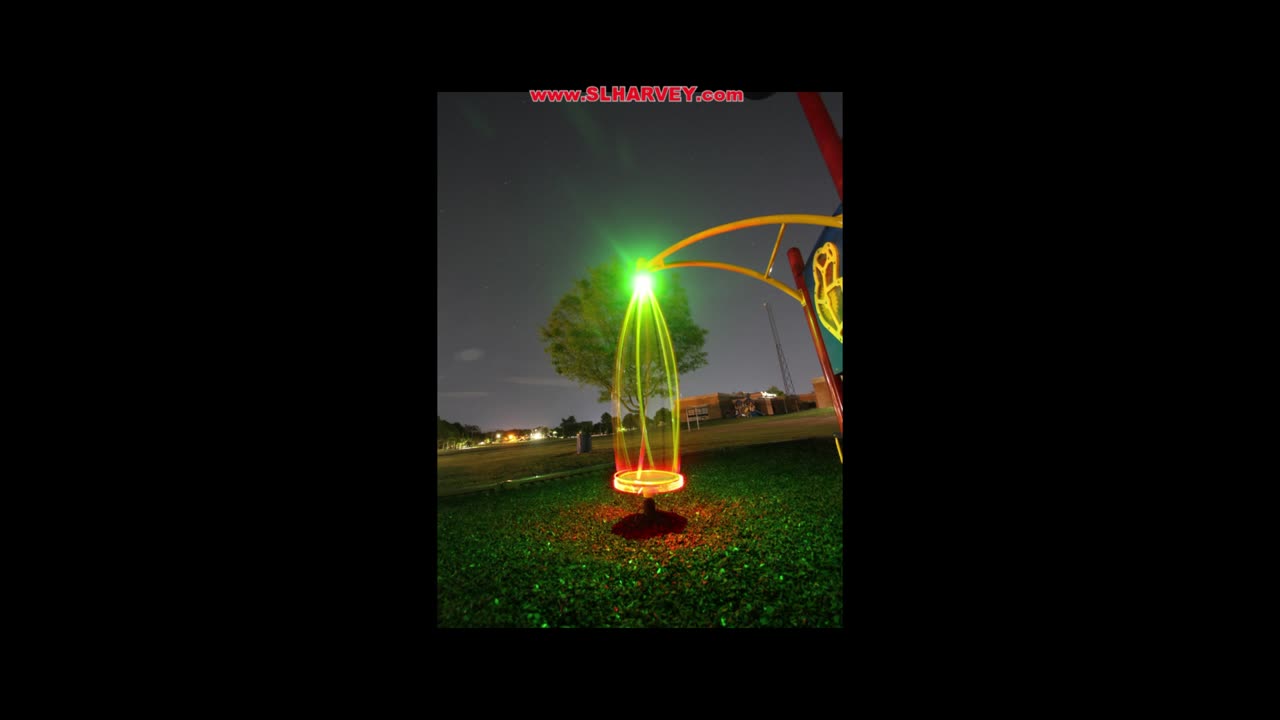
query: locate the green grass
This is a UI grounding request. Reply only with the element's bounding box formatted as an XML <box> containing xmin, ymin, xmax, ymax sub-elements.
<box><xmin>437</xmin><ymin>407</ymin><xmax>838</xmax><ymax>496</ymax></box>
<box><xmin>436</xmin><ymin>437</ymin><xmax>843</xmax><ymax>628</ymax></box>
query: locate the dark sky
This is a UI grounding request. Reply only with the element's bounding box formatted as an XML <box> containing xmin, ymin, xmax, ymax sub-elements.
<box><xmin>437</xmin><ymin>91</ymin><xmax>842</xmax><ymax>431</ymax></box>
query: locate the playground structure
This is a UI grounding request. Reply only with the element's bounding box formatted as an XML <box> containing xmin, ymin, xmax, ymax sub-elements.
<box><xmin>612</xmin><ymin>92</ymin><xmax>844</xmax><ymax>511</ymax></box>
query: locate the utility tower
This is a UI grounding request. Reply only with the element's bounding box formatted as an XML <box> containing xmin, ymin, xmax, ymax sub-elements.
<box><xmin>764</xmin><ymin>302</ymin><xmax>798</xmax><ymax>411</ymax></box>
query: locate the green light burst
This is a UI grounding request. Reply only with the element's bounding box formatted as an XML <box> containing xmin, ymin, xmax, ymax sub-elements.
<box><xmin>612</xmin><ymin>279</ymin><xmax>681</xmax><ymax>476</ymax></box>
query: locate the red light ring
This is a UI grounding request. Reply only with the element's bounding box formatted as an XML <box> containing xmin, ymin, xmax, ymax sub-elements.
<box><xmin>612</xmin><ymin>469</ymin><xmax>685</xmax><ymax>495</ymax></box>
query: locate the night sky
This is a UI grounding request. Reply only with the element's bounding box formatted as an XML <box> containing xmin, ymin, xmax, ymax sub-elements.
<box><xmin>437</xmin><ymin>91</ymin><xmax>842</xmax><ymax>431</ymax></box>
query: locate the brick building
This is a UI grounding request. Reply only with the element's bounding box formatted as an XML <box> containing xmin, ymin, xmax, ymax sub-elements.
<box><xmin>675</xmin><ymin>392</ymin><xmax>738</xmax><ymax>421</ymax></box>
<box><xmin>810</xmin><ymin>376</ymin><xmax>833</xmax><ymax>409</ymax></box>
<box><xmin>677</xmin><ymin>379</ymin><xmax>828</xmax><ymax>421</ymax></box>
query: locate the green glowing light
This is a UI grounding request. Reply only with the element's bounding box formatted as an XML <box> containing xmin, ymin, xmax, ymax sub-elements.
<box><xmin>613</xmin><ymin>267</ymin><xmax>682</xmax><ymax>487</ymax></box>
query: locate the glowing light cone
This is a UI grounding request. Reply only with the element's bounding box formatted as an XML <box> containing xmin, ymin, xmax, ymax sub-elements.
<box><xmin>612</xmin><ymin>266</ymin><xmax>683</xmax><ymax>496</ymax></box>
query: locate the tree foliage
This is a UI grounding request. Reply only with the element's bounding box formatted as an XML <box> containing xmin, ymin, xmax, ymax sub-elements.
<box><xmin>557</xmin><ymin>416</ymin><xmax>578</xmax><ymax>437</ymax></box>
<box><xmin>540</xmin><ymin>260</ymin><xmax>708</xmax><ymax>415</ymax></box>
<box><xmin>437</xmin><ymin>416</ymin><xmax>482</xmax><ymax>450</ymax></box>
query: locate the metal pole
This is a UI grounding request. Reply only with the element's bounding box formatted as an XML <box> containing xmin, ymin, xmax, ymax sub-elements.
<box><xmin>796</xmin><ymin>92</ymin><xmax>843</xmax><ymax>204</ymax></box>
<box><xmin>787</xmin><ymin>247</ymin><xmax>843</xmax><ymax>435</ymax></box>
<box><xmin>765</xmin><ymin>302</ymin><xmax>798</xmax><ymax>411</ymax></box>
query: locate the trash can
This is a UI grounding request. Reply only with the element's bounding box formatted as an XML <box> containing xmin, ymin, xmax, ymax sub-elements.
<box><xmin>576</xmin><ymin>431</ymin><xmax>591</xmax><ymax>454</ymax></box>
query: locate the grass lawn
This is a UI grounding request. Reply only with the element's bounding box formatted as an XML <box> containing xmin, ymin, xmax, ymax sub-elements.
<box><xmin>436</xmin><ymin>436</ymin><xmax>843</xmax><ymax>628</ymax></box>
<box><xmin>437</xmin><ymin>407</ymin><xmax>838</xmax><ymax>496</ymax></box>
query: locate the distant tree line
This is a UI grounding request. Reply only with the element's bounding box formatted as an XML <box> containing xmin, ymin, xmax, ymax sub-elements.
<box><xmin>440</xmin><ymin>406</ymin><xmax>688</xmax><ymax>451</ymax></box>
<box><xmin>555</xmin><ymin>412</ymin><xmax>614</xmax><ymax>437</ymax></box>
<box><xmin>437</xmin><ymin>416</ymin><xmax>483</xmax><ymax>450</ymax></box>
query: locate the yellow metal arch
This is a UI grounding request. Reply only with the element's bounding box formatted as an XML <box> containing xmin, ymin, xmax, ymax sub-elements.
<box><xmin>638</xmin><ymin>213</ymin><xmax>843</xmax><ymax>306</ymax></box>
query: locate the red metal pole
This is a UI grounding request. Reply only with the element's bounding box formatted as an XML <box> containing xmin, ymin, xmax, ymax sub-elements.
<box><xmin>788</xmin><ymin>247</ymin><xmax>843</xmax><ymax>436</ymax></box>
<box><xmin>796</xmin><ymin>92</ymin><xmax>843</xmax><ymax>204</ymax></box>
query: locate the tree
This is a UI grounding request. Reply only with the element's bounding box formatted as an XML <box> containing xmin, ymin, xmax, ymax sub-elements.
<box><xmin>600</xmin><ymin>412</ymin><xmax>613</xmax><ymax>435</ymax></box>
<box><xmin>463</xmin><ymin>424</ymin><xmax>481</xmax><ymax>444</ymax></box>
<box><xmin>540</xmin><ymin>260</ymin><xmax>708</xmax><ymax>417</ymax></box>
<box><xmin>622</xmin><ymin>413</ymin><xmax>639</xmax><ymax>430</ymax></box>
<box><xmin>438</xmin><ymin>416</ymin><xmax>476</xmax><ymax>450</ymax></box>
<box><xmin>557</xmin><ymin>416</ymin><xmax>578</xmax><ymax>437</ymax></box>
<box><xmin>766</xmin><ymin>386</ymin><xmax>784</xmax><ymax>396</ymax></box>
<box><xmin>436</xmin><ymin>416</ymin><xmax>452</xmax><ymax>450</ymax></box>
<box><xmin>653</xmin><ymin>407</ymin><xmax>672</xmax><ymax>425</ymax></box>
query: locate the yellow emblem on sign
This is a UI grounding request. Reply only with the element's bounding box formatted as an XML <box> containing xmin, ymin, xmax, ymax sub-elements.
<box><xmin>812</xmin><ymin>242</ymin><xmax>842</xmax><ymax>343</ymax></box>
